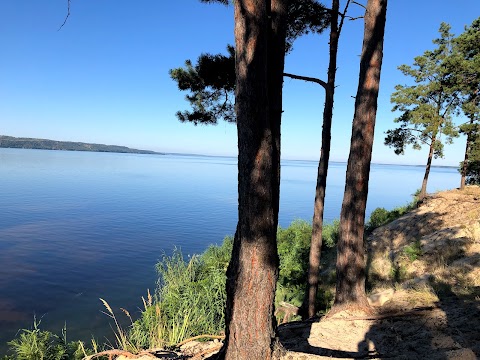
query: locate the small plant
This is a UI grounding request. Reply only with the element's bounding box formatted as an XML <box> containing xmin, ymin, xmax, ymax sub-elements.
<box><xmin>390</xmin><ymin>263</ymin><xmax>407</xmax><ymax>283</ymax></box>
<box><xmin>403</xmin><ymin>240</ymin><xmax>423</xmax><ymax>261</ymax></box>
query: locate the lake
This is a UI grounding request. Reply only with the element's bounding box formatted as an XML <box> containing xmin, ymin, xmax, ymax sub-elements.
<box><xmin>0</xmin><ymin>148</ymin><xmax>460</xmax><ymax>351</ymax></box>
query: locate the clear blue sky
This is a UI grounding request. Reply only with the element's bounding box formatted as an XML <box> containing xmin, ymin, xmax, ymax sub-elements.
<box><xmin>1</xmin><ymin>0</ymin><xmax>479</xmax><ymax>166</ymax></box>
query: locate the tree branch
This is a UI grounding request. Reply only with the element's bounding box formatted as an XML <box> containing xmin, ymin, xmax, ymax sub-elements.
<box><xmin>441</xmin><ymin>92</ymin><xmax>459</xmax><ymax>118</ymax></box>
<box><xmin>338</xmin><ymin>0</ymin><xmax>352</xmax><ymax>35</ymax></box>
<box><xmin>351</xmin><ymin>1</ymin><xmax>367</xmax><ymax>10</ymax></box>
<box><xmin>283</xmin><ymin>72</ymin><xmax>327</xmax><ymax>89</ymax></box>
<box><xmin>345</xmin><ymin>15</ymin><xmax>364</xmax><ymax>21</ymax></box>
<box><xmin>58</xmin><ymin>0</ymin><xmax>71</xmax><ymax>31</ymax></box>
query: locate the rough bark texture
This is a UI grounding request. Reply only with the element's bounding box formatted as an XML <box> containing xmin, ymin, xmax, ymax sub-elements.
<box><xmin>333</xmin><ymin>0</ymin><xmax>387</xmax><ymax>310</ymax></box>
<box><xmin>420</xmin><ymin>136</ymin><xmax>436</xmax><ymax>201</ymax></box>
<box><xmin>303</xmin><ymin>0</ymin><xmax>340</xmax><ymax>320</ymax></box>
<box><xmin>218</xmin><ymin>1</ymin><xmax>288</xmax><ymax>359</ymax></box>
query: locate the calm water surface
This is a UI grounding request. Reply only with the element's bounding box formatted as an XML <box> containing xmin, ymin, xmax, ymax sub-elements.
<box><xmin>0</xmin><ymin>149</ymin><xmax>460</xmax><ymax>351</ymax></box>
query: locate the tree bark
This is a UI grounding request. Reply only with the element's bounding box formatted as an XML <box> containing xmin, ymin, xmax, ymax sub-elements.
<box><xmin>460</xmin><ymin>118</ymin><xmax>474</xmax><ymax>190</ymax></box>
<box><xmin>218</xmin><ymin>1</ymin><xmax>288</xmax><ymax>359</ymax></box>
<box><xmin>302</xmin><ymin>0</ymin><xmax>340</xmax><ymax>320</ymax></box>
<box><xmin>420</xmin><ymin>137</ymin><xmax>436</xmax><ymax>201</ymax></box>
<box><xmin>333</xmin><ymin>0</ymin><xmax>387</xmax><ymax>312</ymax></box>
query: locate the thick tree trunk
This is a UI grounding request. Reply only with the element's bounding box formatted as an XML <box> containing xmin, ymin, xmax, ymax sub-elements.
<box><xmin>302</xmin><ymin>0</ymin><xmax>340</xmax><ymax>320</ymax></box>
<box><xmin>420</xmin><ymin>138</ymin><xmax>436</xmax><ymax>201</ymax></box>
<box><xmin>219</xmin><ymin>1</ymin><xmax>288</xmax><ymax>359</ymax></box>
<box><xmin>333</xmin><ymin>0</ymin><xmax>387</xmax><ymax>312</ymax></box>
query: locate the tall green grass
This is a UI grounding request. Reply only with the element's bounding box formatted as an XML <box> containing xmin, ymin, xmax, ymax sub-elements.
<box><xmin>5</xmin><ymin>318</ymin><xmax>89</xmax><ymax>360</ymax></box>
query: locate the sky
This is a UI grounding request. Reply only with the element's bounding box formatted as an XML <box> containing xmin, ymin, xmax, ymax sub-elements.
<box><xmin>0</xmin><ymin>1</ymin><xmax>479</xmax><ymax>166</ymax></box>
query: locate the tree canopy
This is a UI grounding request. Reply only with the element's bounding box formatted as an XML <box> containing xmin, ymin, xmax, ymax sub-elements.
<box><xmin>169</xmin><ymin>0</ymin><xmax>329</xmax><ymax>125</ymax></box>
<box><xmin>450</xmin><ymin>17</ymin><xmax>480</xmax><ymax>186</ymax></box>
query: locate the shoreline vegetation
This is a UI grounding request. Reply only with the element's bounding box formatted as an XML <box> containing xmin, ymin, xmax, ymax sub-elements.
<box><xmin>0</xmin><ymin>135</ymin><xmax>162</xmax><ymax>155</ymax></box>
<box><xmin>3</xmin><ymin>193</ymin><xmax>424</xmax><ymax>359</ymax></box>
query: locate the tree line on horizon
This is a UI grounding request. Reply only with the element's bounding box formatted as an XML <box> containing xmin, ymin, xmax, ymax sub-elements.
<box><xmin>170</xmin><ymin>0</ymin><xmax>479</xmax><ymax>358</ymax></box>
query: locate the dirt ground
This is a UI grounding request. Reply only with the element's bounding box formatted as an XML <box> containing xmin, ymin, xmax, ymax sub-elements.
<box><xmin>276</xmin><ymin>290</ymin><xmax>480</xmax><ymax>359</ymax></box>
<box><xmin>276</xmin><ymin>187</ymin><xmax>480</xmax><ymax>360</ymax></box>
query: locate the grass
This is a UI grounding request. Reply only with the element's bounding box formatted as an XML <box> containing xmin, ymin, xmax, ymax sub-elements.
<box><xmin>5</xmin><ymin>317</ymin><xmax>89</xmax><ymax>360</ymax></box>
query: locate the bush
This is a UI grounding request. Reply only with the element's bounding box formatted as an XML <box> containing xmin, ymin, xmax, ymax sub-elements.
<box><xmin>277</xmin><ymin>220</ymin><xmax>311</xmax><ymax>289</ymax></box>
<box><xmin>366</xmin><ymin>191</ymin><xmax>420</xmax><ymax>233</ymax></box>
<box><xmin>403</xmin><ymin>239</ymin><xmax>423</xmax><ymax>261</ymax></box>
<box><xmin>322</xmin><ymin>220</ymin><xmax>339</xmax><ymax>249</ymax></box>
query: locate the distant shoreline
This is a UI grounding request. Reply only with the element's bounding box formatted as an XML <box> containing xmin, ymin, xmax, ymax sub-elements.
<box><xmin>0</xmin><ymin>135</ymin><xmax>163</xmax><ymax>155</ymax></box>
<box><xmin>0</xmin><ymin>135</ymin><xmax>458</xmax><ymax>169</ymax></box>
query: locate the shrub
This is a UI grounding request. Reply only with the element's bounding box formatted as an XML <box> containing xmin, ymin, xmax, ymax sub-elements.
<box><xmin>403</xmin><ymin>239</ymin><xmax>423</xmax><ymax>261</ymax></box>
<box><xmin>322</xmin><ymin>220</ymin><xmax>339</xmax><ymax>249</ymax></box>
<box><xmin>366</xmin><ymin>191</ymin><xmax>420</xmax><ymax>233</ymax></box>
<box><xmin>277</xmin><ymin>220</ymin><xmax>311</xmax><ymax>289</ymax></box>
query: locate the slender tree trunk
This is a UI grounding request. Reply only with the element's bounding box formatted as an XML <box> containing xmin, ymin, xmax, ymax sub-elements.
<box><xmin>420</xmin><ymin>137</ymin><xmax>436</xmax><ymax>201</ymax></box>
<box><xmin>333</xmin><ymin>0</ymin><xmax>387</xmax><ymax>313</ymax></box>
<box><xmin>219</xmin><ymin>1</ymin><xmax>288</xmax><ymax>359</ymax></box>
<box><xmin>460</xmin><ymin>137</ymin><xmax>470</xmax><ymax>190</ymax></box>
<box><xmin>302</xmin><ymin>0</ymin><xmax>340</xmax><ymax>320</ymax></box>
<box><xmin>460</xmin><ymin>118</ymin><xmax>474</xmax><ymax>190</ymax></box>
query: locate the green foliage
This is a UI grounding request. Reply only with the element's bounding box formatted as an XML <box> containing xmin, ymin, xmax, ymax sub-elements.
<box><xmin>390</xmin><ymin>263</ymin><xmax>408</xmax><ymax>283</ymax></box>
<box><xmin>130</xmin><ymin>220</ymin><xmax>339</xmax><ymax>343</ymax></box>
<box><xmin>366</xmin><ymin>207</ymin><xmax>390</xmax><ymax>231</ymax></box>
<box><xmin>7</xmin><ymin>319</ymin><xmax>88</xmax><ymax>360</ymax></box>
<box><xmin>385</xmin><ymin>22</ymin><xmax>459</xmax><ymax>159</ymax></box>
<box><xmin>366</xmin><ymin>193</ymin><xmax>419</xmax><ymax>233</ymax></box>
<box><xmin>169</xmin><ymin>46</ymin><xmax>236</xmax><ymax>125</ymax></box>
<box><xmin>277</xmin><ymin>220</ymin><xmax>312</xmax><ymax>289</ymax></box>
<box><xmin>170</xmin><ymin>1</ymin><xmax>329</xmax><ymax>125</ymax></box>
<box><xmin>460</xmin><ymin>159</ymin><xmax>480</xmax><ymax>185</ymax></box>
<box><xmin>403</xmin><ymin>240</ymin><xmax>423</xmax><ymax>262</ymax></box>
<box><xmin>449</xmin><ymin>17</ymin><xmax>480</xmax><ymax>181</ymax></box>
<box><xmin>155</xmin><ymin>244</ymin><xmax>230</xmax><ymax>342</ymax></box>
<box><xmin>322</xmin><ymin>220</ymin><xmax>339</xmax><ymax>249</ymax></box>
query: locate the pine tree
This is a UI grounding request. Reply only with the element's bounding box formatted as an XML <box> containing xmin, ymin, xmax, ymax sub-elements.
<box><xmin>385</xmin><ymin>23</ymin><xmax>459</xmax><ymax>200</ymax></box>
<box><xmin>450</xmin><ymin>17</ymin><xmax>480</xmax><ymax>188</ymax></box>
